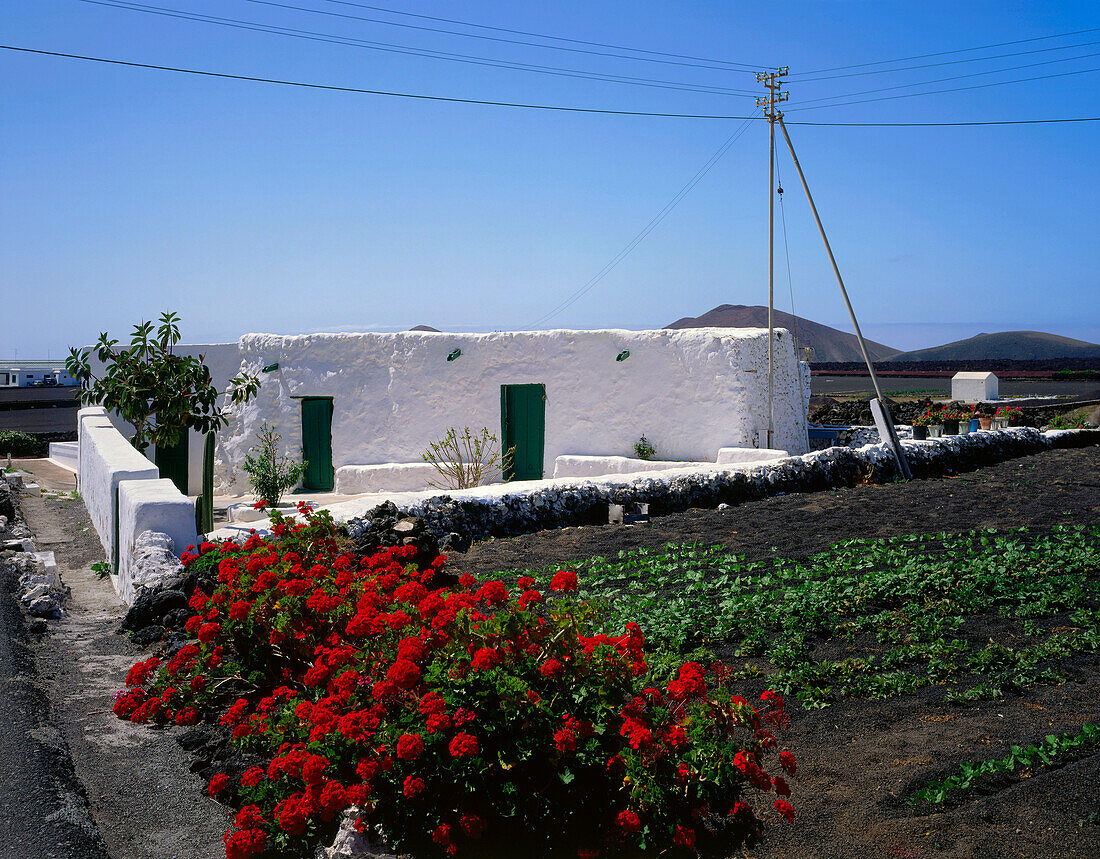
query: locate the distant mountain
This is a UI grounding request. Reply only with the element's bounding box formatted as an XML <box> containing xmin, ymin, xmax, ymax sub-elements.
<box><xmin>666</xmin><ymin>304</ymin><xmax>901</xmax><ymax>363</ymax></box>
<box><xmin>409</xmin><ymin>324</ymin><xmax>441</xmax><ymax>332</ymax></box>
<box><xmin>887</xmin><ymin>331</ymin><xmax>1100</xmax><ymax>362</ymax></box>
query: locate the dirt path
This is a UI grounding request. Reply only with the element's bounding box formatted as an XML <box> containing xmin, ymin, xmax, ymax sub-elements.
<box><xmin>20</xmin><ymin>492</ymin><xmax>230</xmax><ymax>859</ymax></box>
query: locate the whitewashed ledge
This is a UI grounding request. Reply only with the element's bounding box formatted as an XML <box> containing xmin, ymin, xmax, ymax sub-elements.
<box><xmin>207</xmin><ymin>428</ymin><xmax>1100</xmax><ymax>550</ymax></box>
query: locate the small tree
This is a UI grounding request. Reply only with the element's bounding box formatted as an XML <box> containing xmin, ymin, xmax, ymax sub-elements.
<box><xmin>242</xmin><ymin>424</ymin><xmax>308</xmax><ymax>506</ymax></box>
<box><xmin>421</xmin><ymin>426</ymin><xmax>514</xmax><ymax>490</ymax></box>
<box><xmin>65</xmin><ymin>312</ymin><xmax>259</xmax><ymax>453</ymax></box>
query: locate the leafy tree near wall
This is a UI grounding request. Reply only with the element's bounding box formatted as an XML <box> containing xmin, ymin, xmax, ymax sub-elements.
<box><xmin>65</xmin><ymin>312</ymin><xmax>260</xmax><ymax>453</ymax></box>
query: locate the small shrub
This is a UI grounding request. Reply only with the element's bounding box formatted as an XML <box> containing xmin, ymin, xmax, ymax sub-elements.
<box><xmin>0</xmin><ymin>430</ymin><xmax>41</xmax><ymax>457</ymax></box>
<box><xmin>422</xmin><ymin>426</ymin><xmax>513</xmax><ymax>489</ymax></box>
<box><xmin>633</xmin><ymin>435</ymin><xmax>656</xmax><ymax>460</ymax></box>
<box><xmin>242</xmin><ymin>424</ymin><xmax>307</xmax><ymax>506</ymax></box>
<box><xmin>1048</xmin><ymin>413</ymin><xmax>1089</xmax><ymax>430</ymax></box>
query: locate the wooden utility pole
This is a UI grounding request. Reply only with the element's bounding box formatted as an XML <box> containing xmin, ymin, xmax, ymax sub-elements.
<box><xmin>756</xmin><ymin>67</ymin><xmax>787</xmax><ymax>449</ymax></box>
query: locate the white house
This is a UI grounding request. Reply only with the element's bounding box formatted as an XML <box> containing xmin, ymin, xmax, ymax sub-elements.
<box><xmin>213</xmin><ymin>328</ymin><xmax>811</xmax><ymax>496</ymax></box>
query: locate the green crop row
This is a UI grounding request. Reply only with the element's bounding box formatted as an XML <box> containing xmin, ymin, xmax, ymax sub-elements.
<box><xmin>909</xmin><ymin>722</ymin><xmax>1099</xmax><ymax>806</ymax></box>
<box><xmin>512</xmin><ymin>526</ymin><xmax>1100</xmax><ymax>708</ymax></box>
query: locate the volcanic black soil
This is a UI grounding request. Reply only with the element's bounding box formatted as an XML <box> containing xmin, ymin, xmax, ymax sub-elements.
<box><xmin>449</xmin><ymin>446</ymin><xmax>1100</xmax><ymax>859</ymax></box>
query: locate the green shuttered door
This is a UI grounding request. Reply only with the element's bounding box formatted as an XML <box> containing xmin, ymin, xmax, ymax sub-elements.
<box><xmin>301</xmin><ymin>397</ymin><xmax>334</xmax><ymax>490</ymax></box>
<box><xmin>501</xmin><ymin>384</ymin><xmax>545</xmax><ymax>481</ymax></box>
<box><xmin>155</xmin><ymin>433</ymin><xmax>189</xmax><ymax>495</ymax></box>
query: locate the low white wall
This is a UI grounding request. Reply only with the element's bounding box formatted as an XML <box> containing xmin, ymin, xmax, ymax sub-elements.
<box><xmin>77</xmin><ymin>406</ymin><xmax>109</xmax><ymax>488</ymax></box>
<box><xmin>552</xmin><ymin>455</ymin><xmax>704</xmax><ymax>479</ymax></box>
<box><xmin>79</xmin><ymin>418</ymin><xmax>159</xmax><ymax>572</ymax></box>
<box><xmin>216</xmin><ymin>328</ymin><xmax>809</xmax><ymax>494</ymax></box>
<box><xmin>335</xmin><ymin>463</ymin><xmax>438</xmax><ymax>495</ymax></box>
<box><xmin>48</xmin><ymin>441</ymin><xmax>79</xmax><ymax>473</ymax></box>
<box><xmin>716</xmin><ymin>447</ymin><xmax>788</xmax><ymax>464</ymax></box>
<box><xmin>117</xmin><ymin>479</ymin><xmax>198</xmax><ymax>605</ymax></box>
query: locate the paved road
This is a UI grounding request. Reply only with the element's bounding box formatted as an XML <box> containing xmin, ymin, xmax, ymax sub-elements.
<box><xmin>13</xmin><ymin>459</ymin><xmax>77</xmax><ymax>492</ymax></box>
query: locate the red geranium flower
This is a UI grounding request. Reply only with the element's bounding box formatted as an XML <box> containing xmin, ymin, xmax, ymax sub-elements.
<box><xmin>549</xmin><ymin>570</ymin><xmax>578</xmax><ymax>592</ymax></box>
<box><xmin>616</xmin><ymin>809</ymin><xmax>641</xmax><ymax>835</ymax></box>
<box><xmin>449</xmin><ymin>733</ymin><xmax>479</xmax><ymax>758</ymax></box>
<box><xmin>396</xmin><ymin>733</ymin><xmax>425</xmax><ymax>761</ymax></box>
<box><xmin>208</xmin><ymin>773</ymin><xmax>230</xmax><ymax>797</ymax></box>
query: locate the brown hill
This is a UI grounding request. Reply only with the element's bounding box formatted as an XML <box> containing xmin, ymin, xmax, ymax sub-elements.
<box><xmin>887</xmin><ymin>331</ymin><xmax>1100</xmax><ymax>362</ymax></box>
<box><xmin>666</xmin><ymin>304</ymin><xmax>900</xmax><ymax>363</ymax></box>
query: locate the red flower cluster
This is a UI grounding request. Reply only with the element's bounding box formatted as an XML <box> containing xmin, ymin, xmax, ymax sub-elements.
<box><xmin>115</xmin><ymin>506</ymin><xmax>796</xmax><ymax>858</ymax></box>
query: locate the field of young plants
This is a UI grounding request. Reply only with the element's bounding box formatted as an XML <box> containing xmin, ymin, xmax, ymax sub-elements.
<box><xmin>450</xmin><ymin>446</ymin><xmax>1100</xmax><ymax>858</ymax></box>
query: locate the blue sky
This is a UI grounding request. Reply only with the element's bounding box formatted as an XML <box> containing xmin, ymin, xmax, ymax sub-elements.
<box><xmin>2</xmin><ymin>0</ymin><xmax>1098</xmax><ymax>358</ymax></box>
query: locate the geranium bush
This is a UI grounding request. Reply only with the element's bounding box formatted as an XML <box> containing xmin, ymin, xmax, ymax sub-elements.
<box><xmin>116</xmin><ymin>505</ymin><xmax>796</xmax><ymax>858</ymax></box>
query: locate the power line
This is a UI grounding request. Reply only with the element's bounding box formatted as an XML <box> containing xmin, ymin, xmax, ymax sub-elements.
<box><xmin>793</xmin><ymin>38</ymin><xmax>1100</xmax><ymax>82</ymax></box>
<box><xmin>78</xmin><ymin>0</ymin><xmax>759</xmax><ymax>98</ymax></box>
<box><xmin>0</xmin><ymin>43</ymin><xmax>761</xmax><ymax>117</ymax></box>
<box><xmin>314</xmin><ymin>0</ymin><xmax>764</xmax><ymax>71</ymax></box>
<box><xmin>4</xmin><ymin>44</ymin><xmax>1100</xmax><ymax>127</ymax></box>
<box><xmin>792</xmin><ymin>25</ymin><xmax>1100</xmax><ymax>75</ymax></box>
<box><xmin>527</xmin><ymin>114</ymin><xmax>759</xmax><ymax>328</ymax></box>
<box><xmin>789</xmin><ymin>65</ymin><xmax>1100</xmax><ymax>112</ymax></box>
<box><xmin>794</xmin><ymin>49</ymin><xmax>1100</xmax><ymax>106</ymax></box>
<box><xmin>245</xmin><ymin>0</ymin><xmax>760</xmax><ymax>75</ymax></box>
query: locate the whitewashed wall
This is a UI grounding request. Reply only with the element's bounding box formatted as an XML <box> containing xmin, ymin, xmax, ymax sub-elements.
<box><xmin>214</xmin><ymin>328</ymin><xmax>809</xmax><ymax>494</ymax></box>
<box><xmin>78</xmin><ymin>415</ymin><xmax>160</xmax><ymax>570</ymax></box>
<box><xmin>117</xmin><ymin>478</ymin><xmax>198</xmax><ymax>604</ymax></box>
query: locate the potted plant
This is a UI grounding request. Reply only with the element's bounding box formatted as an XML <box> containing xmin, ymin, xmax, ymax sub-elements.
<box><xmin>977</xmin><ymin>404</ymin><xmax>993</xmax><ymax>431</ymax></box>
<box><xmin>994</xmin><ymin>405</ymin><xmax>1023</xmax><ymax>429</ymax></box>
<box><xmin>911</xmin><ymin>407</ymin><xmax>937</xmax><ymax>440</ymax></box>
<box><xmin>942</xmin><ymin>406</ymin><xmax>965</xmax><ymax>435</ymax></box>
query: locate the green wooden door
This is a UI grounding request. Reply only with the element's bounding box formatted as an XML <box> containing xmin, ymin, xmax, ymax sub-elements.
<box><xmin>301</xmin><ymin>397</ymin><xmax>334</xmax><ymax>491</ymax></box>
<box><xmin>155</xmin><ymin>433</ymin><xmax>189</xmax><ymax>495</ymax></box>
<box><xmin>501</xmin><ymin>384</ymin><xmax>545</xmax><ymax>481</ymax></box>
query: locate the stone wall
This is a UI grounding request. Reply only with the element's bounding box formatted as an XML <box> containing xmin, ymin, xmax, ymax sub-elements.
<box><xmin>344</xmin><ymin>428</ymin><xmax>1099</xmax><ymax>549</ymax></box>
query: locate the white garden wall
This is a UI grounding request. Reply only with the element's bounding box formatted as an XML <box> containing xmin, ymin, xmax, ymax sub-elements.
<box><xmin>117</xmin><ymin>478</ymin><xmax>198</xmax><ymax>604</ymax></box>
<box><xmin>78</xmin><ymin>416</ymin><xmax>159</xmax><ymax>572</ymax></box>
<box><xmin>215</xmin><ymin>328</ymin><xmax>809</xmax><ymax>494</ymax></box>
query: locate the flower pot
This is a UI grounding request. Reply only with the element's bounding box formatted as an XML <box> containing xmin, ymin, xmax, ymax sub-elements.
<box><xmin>968</xmin><ymin>418</ymin><xmax>980</xmax><ymax>433</ymax></box>
<box><xmin>928</xmin><ymin>424</ymin><xmax>944</xmax><ymax>438</ymax></box>
<box><xmin>943</xmin><ymin>419</ymin><xmax>960</xmax><ymax>435</ymax></box>
<box><xmin>912</xmin><ymin>425</ymin><xmax>928</xmax><ymax>440</ymax></box>
<box><xmin>993</xmin><ymin>417</ymin><xmax>1009</xmax><ymax>430</ymax></box>
<box><xmin>978</xmin><ymin>416</ymin><xmax>993</xmax><ymax>430</ymax></box>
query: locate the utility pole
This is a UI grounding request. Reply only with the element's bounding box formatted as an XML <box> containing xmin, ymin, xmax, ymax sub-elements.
<box><xmin>757</xmin><ymin>67</ymin><xmax>787</xmax><ymax>449</ymax></box>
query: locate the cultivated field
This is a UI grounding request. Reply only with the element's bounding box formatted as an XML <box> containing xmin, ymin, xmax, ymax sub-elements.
<box><xmin>452</xmin><ymin>446</ymin><xmax>1100</xmax><ymax>858</ymax></box>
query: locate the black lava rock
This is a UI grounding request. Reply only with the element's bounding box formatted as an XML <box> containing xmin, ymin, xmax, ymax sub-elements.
<box><xmin>121</xmin><ymin>588</ymin><xmax>189</xmax><ymax>631</ymax></box>
<box><xmin>130</xmin><ymin>625</ymin><xmax>164</xmax><ymax>647</ymax></box>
